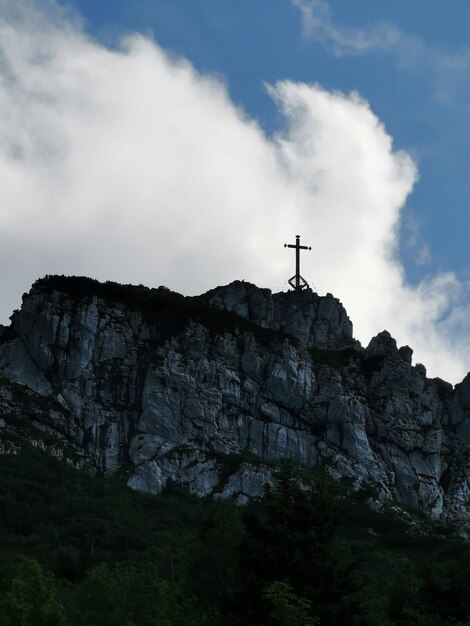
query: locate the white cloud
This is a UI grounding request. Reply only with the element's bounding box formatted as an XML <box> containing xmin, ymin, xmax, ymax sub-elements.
<box><xmin>403</xmin><ymin>215</ymin><xmax>431</xmax><ymax>268</ymax></box>
<box><xmin>0</xmin><ymin>0</ymin><xmax>469</xmax><ymax>383</ymax></box>
<box><xmin>291</xmin><ymin>0</ymin><xmax>400</xmax><ymax>54</ymax></box>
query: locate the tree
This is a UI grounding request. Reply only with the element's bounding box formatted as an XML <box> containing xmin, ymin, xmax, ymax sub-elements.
<box><xmin>237</xmin><ymin>461</ymin><xmax>344</xmax><ymax>624</ymax></box>
<box><xmin>264</xmin><ymin>581</ymin><xmax>319</xmax><ymax>626</ymax></box>
<box><xmin>0</xmin><ymin>557</ymin><xmax>66</xmax><ymax>626</ymax></box>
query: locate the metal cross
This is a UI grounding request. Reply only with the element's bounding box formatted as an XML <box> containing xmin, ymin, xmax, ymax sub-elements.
<box><xmin>284</xmin><ymin>235</ymin><xmax>312</xmax><ymax>291</ymax></box>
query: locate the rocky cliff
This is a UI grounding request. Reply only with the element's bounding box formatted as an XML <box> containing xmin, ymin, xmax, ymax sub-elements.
<box><xmin>0</xmin><ymin>275</ymin><xmax>469</xmax><ymax>527</ymax></box>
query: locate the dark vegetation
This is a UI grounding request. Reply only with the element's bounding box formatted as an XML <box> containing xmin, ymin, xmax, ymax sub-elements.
<box><xmin>0</xmin><ymin>325</ymin><xmax>17</xmax><ymax>344</ymax></box>
<box><xmin>0</xmin><ymin>447</ymin><xmax>470</xmax><ymax>625</ymax></box>
<box><xmin>309</xmin><ymin>346</ymin><xmax>362</xmax><ymax>369</ymax></box>
<box><xmin>361</xmin><ymin>354</ymin><xmax>386</xmax><ymax>379</ymax></box>
<box><xmin>32</xmin><ymin>275</ymin><xmax>290</xmax><ymax>347</ymax></box>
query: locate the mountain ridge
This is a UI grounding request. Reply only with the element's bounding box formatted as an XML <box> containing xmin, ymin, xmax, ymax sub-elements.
<box><xmin>0</xmin><ymin>275</ymin><xmax>469</xmax><ymax>529</ymax></box>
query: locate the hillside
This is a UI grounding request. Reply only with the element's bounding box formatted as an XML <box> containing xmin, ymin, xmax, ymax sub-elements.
<box><xmin>0</xmin><ymin>445</ymin><xmax>470</xmax><ymax>625</ymax></box>
<box><xmin>2</xmin><ymin>275</ymin><xmax>470</xmax><ymax>624</ymax></box>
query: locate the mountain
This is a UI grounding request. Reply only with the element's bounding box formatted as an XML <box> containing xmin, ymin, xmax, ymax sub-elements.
<box><xmin>1</xmin><ymin>275</ymin><xmax>469</xmax><ymax>527</ymax></box>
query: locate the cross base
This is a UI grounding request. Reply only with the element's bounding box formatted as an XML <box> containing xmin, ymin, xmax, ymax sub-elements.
<box><xmin>288</xmin><ymin>275</ymin><xmax>309</xmax><ymax>291</ymax></box>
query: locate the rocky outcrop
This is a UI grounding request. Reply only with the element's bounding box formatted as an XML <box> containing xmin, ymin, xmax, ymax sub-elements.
<box><xmin>202</xmin><ymin>280</ymin><xmax>353</xmax><ymax>346</ymax></box>
<box><xmin>0</xmin><ymin>275</ymin><xmax>469</xmax><ymax>527</ymax></box>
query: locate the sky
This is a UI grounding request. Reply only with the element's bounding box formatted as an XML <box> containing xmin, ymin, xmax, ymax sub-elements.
<box><xmin>0</xmin><ymin>0</ymin><xmax>470</xmax><ymax>383</ymax></box>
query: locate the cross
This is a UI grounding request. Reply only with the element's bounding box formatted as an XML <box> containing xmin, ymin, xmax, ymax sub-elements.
<box><xmin>284</xmin><ymin>235</ymin><xmax>312</xmax><ymax>291</ymax></box>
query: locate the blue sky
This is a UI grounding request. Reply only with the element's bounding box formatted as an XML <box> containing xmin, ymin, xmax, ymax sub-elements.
<box><xmin>1</xmin><ymin>0</ymin><xmax>469</xmax><ymax>382</ymax></box>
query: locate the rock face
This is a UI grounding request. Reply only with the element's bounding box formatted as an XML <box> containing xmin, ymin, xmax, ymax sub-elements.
<box><xmin>0</xmin><ymin>276</ymin><xmax>469</xmax><ymax>525</ymax></box>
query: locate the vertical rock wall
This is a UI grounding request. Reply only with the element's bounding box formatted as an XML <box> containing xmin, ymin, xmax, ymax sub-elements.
<box><xmin>0</xmin><ymin>276</ymin><xmax>469</xmax><ymax>525</ymax></box>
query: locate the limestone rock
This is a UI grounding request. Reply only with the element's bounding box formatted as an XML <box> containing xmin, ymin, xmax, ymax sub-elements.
<box><xmin>203</xmin><ymin>282</ymin><xmax>353</xmax><ymax>347</ymax></box>
<box><xmin>0</xmin><ymin>275</ymin><xmax>469</xmax><ymax>527</ymax></box>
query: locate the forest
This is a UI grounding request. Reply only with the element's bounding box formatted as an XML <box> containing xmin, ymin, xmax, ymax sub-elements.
<box><xmin>0</xmin><ymin>445</ymin><xmax>469</xmax><ymax>625</ymax></box>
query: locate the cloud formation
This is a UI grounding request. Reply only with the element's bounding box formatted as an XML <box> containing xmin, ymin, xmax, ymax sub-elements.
<box><xmin>0</xmin><ymin>0</ymin><xmax>468</xmax><ymax>382</ymax></box>
<box><xmin>402</xmin><ymin>215</ymin><xmax>431</xmax><ymax>268</ymax></box>
<box><xmin>292</xmin><ymin>0</ymin><xmax>400</xmax><ymax>53</ymax></box>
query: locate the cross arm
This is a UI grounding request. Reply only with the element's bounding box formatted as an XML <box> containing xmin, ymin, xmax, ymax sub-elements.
<box><xmin>284</xmin><ymin>244</ymin><xmax>312</xmax><ymax>250</ymax></box>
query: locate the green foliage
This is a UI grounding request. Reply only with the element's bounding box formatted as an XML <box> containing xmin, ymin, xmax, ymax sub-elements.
<box><xmin>236</xmin><ymin>461</ymin><xmax>347</xmax><ymax>624</ymax></box>
<box><xmin>69</xmin><ymin>563</ymin><xmax>181</xmax><ymax>626</ymax></box>
<box><xmin>0</xmin><ymin>448</ymin><xmax>470</xmax><ymax>625</ymax></box>
<box><xmin>0</xmin><ymin>557</ymin><xmax>66</xmax><ymax>626</ymax></box>
<box><xmin>264</xmin><ymin>581</ymin><xmax>318</xmax><ymax>626</ymax></box>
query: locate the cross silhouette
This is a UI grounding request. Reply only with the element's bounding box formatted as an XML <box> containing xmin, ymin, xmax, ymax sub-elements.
<box><xmin>284</xmin><ymin>235</ymin><xmax>312</xmax><ymax>291</ymax></box>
